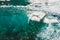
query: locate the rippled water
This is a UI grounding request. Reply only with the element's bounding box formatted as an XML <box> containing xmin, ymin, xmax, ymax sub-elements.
<box><xmin>0</xmin><ymin>0</ymin><xmax>60</xmax><ymax>40</ymax></box>
<box><xmin>36</xmin><ymin>14</ymin><xmax>60</xmax><ymax>40</ymax></box>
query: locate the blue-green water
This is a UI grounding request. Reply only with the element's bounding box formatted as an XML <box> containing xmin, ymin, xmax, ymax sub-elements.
<box><xmin>0</xmin><ymin>5</ymin><xmax>60</xmax><ymax>40</ymax></box>
<box><xmin>0</xmin><ymin>0</ymin><xmax>60</xmax><ymax>40</ymax></box>
<box><xmin>0</xmin><ymin>7</ymin><xmax>28</xmax><ymax>40</ymax></box>
<box><xmin>0</xmin><ymin>0</ymin><xmax>30</xmax><ymax>6</ymax></box>
<box><xmin>0</xmin><ymin>7</ymin><xmax>49</xmax><ymax>40</ymax></box>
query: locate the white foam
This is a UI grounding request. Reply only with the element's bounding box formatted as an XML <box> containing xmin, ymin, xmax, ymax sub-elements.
<box><xmin>44</xmin><ymin>17</ymin><xmax>58</xmax><ymax>23</ymax></box>
<box><xmin>28</xmin><ymin>11</ymin><xmax>46</xmax><ymax>22</ymax></box>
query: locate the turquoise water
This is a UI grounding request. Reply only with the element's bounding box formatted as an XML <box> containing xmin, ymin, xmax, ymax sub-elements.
<box><xmin>0</xmin><ymin>0</ymin><xmax>60</xmax><ymax>40</ymax></box>
<box><xmin>0</xmin><ymin>6</ymin><xmax>59</xmax><ymax>40</ymax></box>
<box><xmin>0</xmin><ymin>7</ymin><xmax>49</xmax><ymax>40</ymax></box>
<box><xmin>0</xmin><ymin>0</ymin><xmax>30</xmax><ymax>6</ymax></box>
<box><xmin>0</xmin><ymin>7</ymin><xmax>28</xmax><ymax>40</ymax></box>
<box><xmin>10</xmin><ymin>0</ymin><xmax>30</xmax><ymax>5</ymax></box>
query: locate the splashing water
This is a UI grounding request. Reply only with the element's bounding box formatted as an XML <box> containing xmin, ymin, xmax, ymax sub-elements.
<box><xmin>36</xmin><ymin>13</ymin><xmax>60</xmax><ymax>40</ymax></box>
